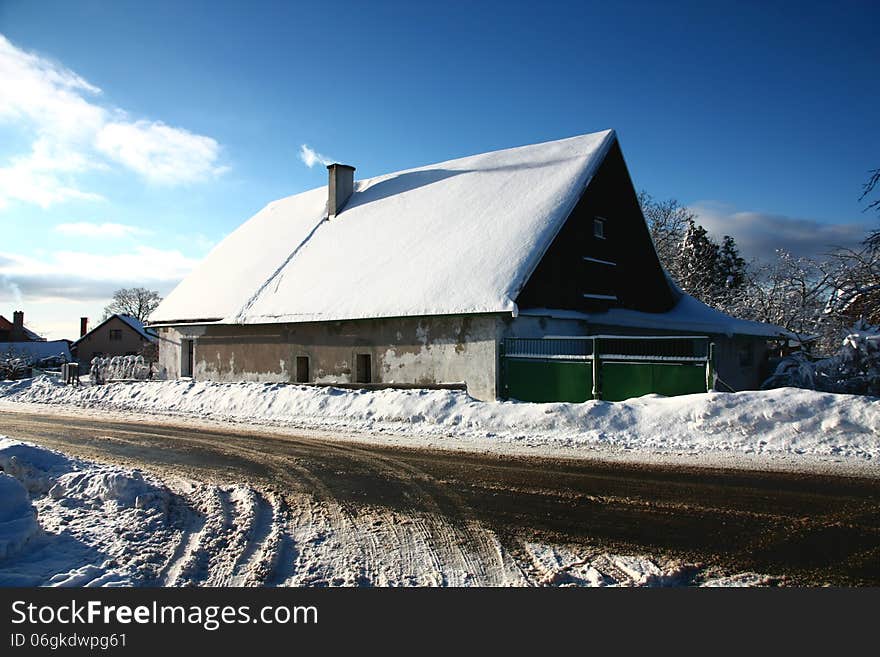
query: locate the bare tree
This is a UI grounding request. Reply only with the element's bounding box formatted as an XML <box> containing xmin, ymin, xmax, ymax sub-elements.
<box><xmin>638</xmin><ymin>191</ymin><xmax>694</xmax><ymax>282</ymax></box>
<box><xmin>860</xmin><ymin>168</ymin><xmax>880</xmax><ymax>247</ymax></box>
<box><xmin>102</xmin><ymin>287</ymin><xmax>162</xmax><ymax>323</ymax></box>
<box><xmin>828</xmin><ymin>240</ymin><xmax>880</xmax><ymax>327</ymax></box>
<box><xmin>735</xmin><ymin>250</ymin><xmax>839</xmax><ymax>352</ymax></box>
<box><xmin>861</xmin><ymin>168</ymin><xmax>880</xmax><ymax>214</ymax></box>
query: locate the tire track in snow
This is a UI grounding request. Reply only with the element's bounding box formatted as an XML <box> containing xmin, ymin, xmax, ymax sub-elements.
<box><xmin>163</xmin><ymin>487</ymin><xmax>226</xmax><ymax>586</ymax></box>
<box><xmin>330</xmin><ymin>441</ymin><xmax>526</xmax><ymax>586</ymax></box>
<box><xmin>81</xmin><ymin>426</ymin><xmax>382</xmax><ymax>586</ymax></box>
<box><xmin>158</xmin><ymin>492</ymin><xmax>206</xmax><ymax>586</ymax></box>
<box><xmin>230</xmin><ymin>491</ymin><xmax>285</xmax><ymax>586</ymax></box>
<box><xmin>73</xmin><ymin>425</ymin><xmax>523</xmax><ymax>586</ymax></box>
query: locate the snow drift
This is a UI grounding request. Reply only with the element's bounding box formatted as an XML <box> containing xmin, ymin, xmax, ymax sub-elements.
<box><xmin>0</xmin><ymin>437</ymin><xmax>288</xmax><ymax>587</ymax></box>
<box><xmin>2</xmin><ymin>376</ymin><xmax>878</xmax><ymax>462</ymax></box>
<box><xmin>0</xmin><ymin>474</ymin><xmax>41</xmax><ymax>560</ymax></box>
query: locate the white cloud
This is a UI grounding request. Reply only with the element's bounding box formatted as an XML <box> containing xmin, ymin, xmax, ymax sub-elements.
<box><xmin>0</xmin><ymin>138</ymin><xmax>106</xmax><ymax>209</ymax></box>
<box><xmin>0</xmin><ymin>246</ymin><xmax>197</xmax><ymax>303</ymax></box>
<box><xmin>53</xmin><ymin>222</ymin><xmax>149</xmax><ymax>239</ymax></box>
<box><xmin>96</xmin><ymin>120</ymin><xmax>226</xmax><ymax>184</ymax></box>
<box><xmin>0</xmin><ymin>33</ymin><xmax>226</xmax><ymax>210</ymax></box>
<box><xmin>298</xmin><ymin>144</ymin><xmax>335</xmax><ymax>168</ymax></box>
<box><xmin>0</xmin><ymin>34</ymin><xmax>105</xmax><ymax>140</ymax></box>
<box><xmin>690</xmin><ymin>201</ymin><xmax>871</xmax><ymax>261</ymax></box>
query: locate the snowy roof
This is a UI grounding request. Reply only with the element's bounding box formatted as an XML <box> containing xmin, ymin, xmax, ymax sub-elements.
<box><xmin>152</xmin><ymin>130</ymin><xmax>617</xmax><ymax>325</ymax></box>
<box><xmin>116</xmin><ymin>315</ymin><xmax>157</xmax><ymax>342</ymax></box>
<box><xmin>522</xmin><ymin>293</ymin><xmax>796</xmax><ymax>339</ymax></box>
<box><xmin>74</xmin><ymin>314</ymin><xmax>157</xmax><ymax>345</ymax></box>
<box><xmin>0</xmin><ymin>340</ymin><xmax>71</xmax><ymax>363</ymax></box>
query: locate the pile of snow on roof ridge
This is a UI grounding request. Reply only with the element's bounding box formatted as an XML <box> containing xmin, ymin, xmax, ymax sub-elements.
<box><xmin>2</xmin><ymin>376</ymin><xmax>878</xmax><ymax>462</ymax></box>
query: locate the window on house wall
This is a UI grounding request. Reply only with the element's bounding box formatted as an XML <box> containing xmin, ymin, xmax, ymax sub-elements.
<box><xmin>296</xmin><ymin>356</ymin><xmax>310</xmax><ymax>383</ymax></box>
<box><xmin>109</xmin><ymin>329</ymin><xmax>122</xmax><ymax>341</ymax></box>
<box><xmin>593</xmin><ymin>217</ymin><xmax>606</xmax><ymax>239</ymax></box>
<box><xmin>356</xmin><ymin>353</ymin><xmax>372</xmax><ymax>384</ymax></box>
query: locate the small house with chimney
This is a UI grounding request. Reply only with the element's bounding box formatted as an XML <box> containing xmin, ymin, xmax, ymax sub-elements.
<box><xmin>0</xmin><ymin>310</ymin><xmax>72</xmax><ymax>373</ymax></box>
<box><xmin>73</xmin><ymin>314</ymin><xmax>158</xmax><ymax>365</ymax></box>
<box><xmin>0</xmin><ymin>311</ymin><xmax>43</xmax><ymax>342</ymax></box>
<box><xmin>149</xmin><ymin>131</ymin><xmax>791</xmax><ymax>402</ymax></box>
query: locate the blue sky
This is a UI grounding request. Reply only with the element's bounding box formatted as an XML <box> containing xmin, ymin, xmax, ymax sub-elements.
<box><xmin>1</xmin><ymin>0</ymin><xmax>878</xmax><ymax>339</ymax></box>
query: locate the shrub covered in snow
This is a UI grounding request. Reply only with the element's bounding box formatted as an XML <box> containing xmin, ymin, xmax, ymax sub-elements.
<box><xmin>90</xmin><ymin>355</ymin><xmax>151</xmax><ymax>384</ymax></box>
<box><xmin>764</xmin><ymin>320</ymin><xmax>880</xmax><ymax>395</ymax></box>
<box><xmin>1</xmin><ymin>346</ymin><xmax>69</xmax><ymax>381</ymax></box>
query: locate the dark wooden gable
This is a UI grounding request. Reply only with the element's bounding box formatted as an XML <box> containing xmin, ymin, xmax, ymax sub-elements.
<box><xmin>515</xmin><ymin>141</ymin><xmax>675</xmax><ymax>314</ymax></box>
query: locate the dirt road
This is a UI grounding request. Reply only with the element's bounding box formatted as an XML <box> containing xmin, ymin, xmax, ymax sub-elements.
<box><xmin>1</xmin><ymin>408</ymin><xmax>878</xmax><ymax>585</ymax></box>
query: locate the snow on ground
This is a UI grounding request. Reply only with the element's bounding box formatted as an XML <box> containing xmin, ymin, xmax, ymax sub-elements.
<box><xmin>1</xmin><ymin>376</ymin><xmax>878</xmax><ymax>467</ymax></box>
<box><xmin>0</xmin><ymin>437</ymin><xmax>773</xmax><ymax>587</ymax></box>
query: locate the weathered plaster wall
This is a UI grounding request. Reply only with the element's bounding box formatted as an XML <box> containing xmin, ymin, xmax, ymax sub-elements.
<box><xmin>157</xmin><ymin>315</ymin><xmax>501</xmax><ymax>400</ymax></box>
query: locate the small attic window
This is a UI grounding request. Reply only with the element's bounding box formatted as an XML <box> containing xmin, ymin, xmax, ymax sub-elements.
<box><xmin>593</xmin><ymin>217</ymin><xmax>606</xmax><ymax>239</ymax></box>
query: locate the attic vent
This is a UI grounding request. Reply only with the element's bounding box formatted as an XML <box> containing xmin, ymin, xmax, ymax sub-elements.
<box><xmin>327</xmin><ymin>163</ymin><xmax>356</xmax><ymax>218</ymax></box>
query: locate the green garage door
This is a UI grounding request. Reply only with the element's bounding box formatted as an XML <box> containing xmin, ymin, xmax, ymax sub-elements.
<box><xmin>504</xmin><ymin>359</ymin><xmax>593</xmax><ymax>403</ymax></box>
<box><xmin>600</xmin><ymin>362</ymin><xmax>707</xmax><ymax>402</ymax></box>
<box><xmin>501</xmin><ymin>336</ymin><xmax>712</xmax><ymax>403</ymax></box>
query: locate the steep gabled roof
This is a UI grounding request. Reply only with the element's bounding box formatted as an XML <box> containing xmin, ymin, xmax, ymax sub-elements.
<box><xmin>115</xmin><ymin>314</ymin><xmax>157</xmax><ymax>341</ymax></box>
<box><xmin>74</xmin><ymin>314</ymin><xmax>157</xmax><ymax>345</ymax></box>
<box><xmin>0</xmin><ymin>315</ymin><xmax>43</xmax><ymax>341</ymax></box>
<box><xmin>151</xmin><ymin>130</ymin><xmax>618</xmax><ymax>325</ymax></box>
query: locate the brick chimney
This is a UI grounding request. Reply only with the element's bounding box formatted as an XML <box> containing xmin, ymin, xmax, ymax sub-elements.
<box><xmin>327</xmin><ymin>163</ymin><xmax>355</xmax><ymax>218</ymax></box>
<box><xmin>11</xmin><ymin>310</ymin><xmax>24</xmax><ymax>341</ymax></box>
<box><xmin>80</xmin><ymin>317</ymin><xmax>89</xmax><ymax>337</ymax></box>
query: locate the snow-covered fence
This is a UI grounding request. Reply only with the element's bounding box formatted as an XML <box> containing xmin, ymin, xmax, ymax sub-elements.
<box><xmin>89</xmin><ymin>355</ymin><xmax>153</xmax><ymax>384</ymax></box>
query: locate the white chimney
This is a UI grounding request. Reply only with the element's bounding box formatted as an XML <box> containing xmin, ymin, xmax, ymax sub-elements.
<box><xmin>327</xmin><ymin>163</ymin><xmax>355</xmax><ymax>218</ymax></box>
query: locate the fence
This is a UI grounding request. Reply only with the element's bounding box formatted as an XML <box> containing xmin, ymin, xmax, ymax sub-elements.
<box><xmin>501</xmin><ymin>335</ymin><xmax>713</xmax><ymax>402</ymax></box>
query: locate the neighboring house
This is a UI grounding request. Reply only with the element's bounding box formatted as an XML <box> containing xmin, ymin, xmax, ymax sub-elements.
<box><xmin>0</xmin><ymin>311</ymin><xmax>44</xmax><ymax>342</ymax></box>
<box><xmin>73</xmin><ymin>314</ymin><xmax>158</xmax><ymax>365</ymax></box>
<box><xmin>0</xmin><ymin>310</ymin><xmax>71</xmax><ymax>375</ymax></box>
<box><xmin>149</xmin><ymin>130</ymin><xmax>792</xmax><ymax>401</ymax></box>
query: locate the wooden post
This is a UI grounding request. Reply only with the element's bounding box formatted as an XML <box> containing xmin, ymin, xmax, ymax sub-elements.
<box><xmin>592</xmin><ymin>336</ymin><xmax>600</xmax><ymax>400</ymax></box>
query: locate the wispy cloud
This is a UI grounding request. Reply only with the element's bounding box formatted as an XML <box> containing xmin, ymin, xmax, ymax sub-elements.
<box><xmin>0</xmin><ymin>33</ymin><xmax>227</xmax><ymax>210</ymax></box>
<box><xmin>0</xmin><ymin>247</ymin><xmax>197</xmax><ymax>303</ymax></box>
<box><xmin>690</xmin><ymin>201</ymin><xmax>871</xmax><ymax>261</ymax></box>
<box><xmin>298</xmin><ymin>144</ymin><xmax>335</xmax><ymax>168</ymax></box>
<box><xmin>53</xmin><ymin>222</ymin><xmax>150</xmax><ymax>239</ymax></box>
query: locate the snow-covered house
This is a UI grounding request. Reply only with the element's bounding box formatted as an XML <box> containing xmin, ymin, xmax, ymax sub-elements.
<box><xmin>73</xmin><ymin>314</ymin><xmax>158</xmax><ymax>365</ymax></box>
<box><xmin>150</xmin><ymin>130</ymin><xmax>789</xmax><ymax>401</ymax></box>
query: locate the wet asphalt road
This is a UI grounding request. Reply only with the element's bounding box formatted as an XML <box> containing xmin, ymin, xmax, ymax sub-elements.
<box><xmin>1</xmin><ymin>408</ymin><xmax>878</xmax><ymax>585</ymax></box>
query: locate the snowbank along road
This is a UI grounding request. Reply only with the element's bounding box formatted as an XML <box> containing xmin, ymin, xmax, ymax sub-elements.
<box><xmin>1</xmin><ymin>409</ymin><xmax>878</xmax><ymax>586</ymax></box>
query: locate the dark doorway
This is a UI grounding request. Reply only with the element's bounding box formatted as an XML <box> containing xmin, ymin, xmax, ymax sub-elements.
<box><xmin>356</xmin><ymin>353</ymin><xmax>372</xmax><ymax>384</ymax></box>
<box><xmin>296</xmin><ymin>356</ymin><xmax>310</xmax><ymax>383</ymax></box>
<box><xmin>181</xmin><ymin>339</ymin><xmax>194</xmax><ymax>378</ymax></box>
